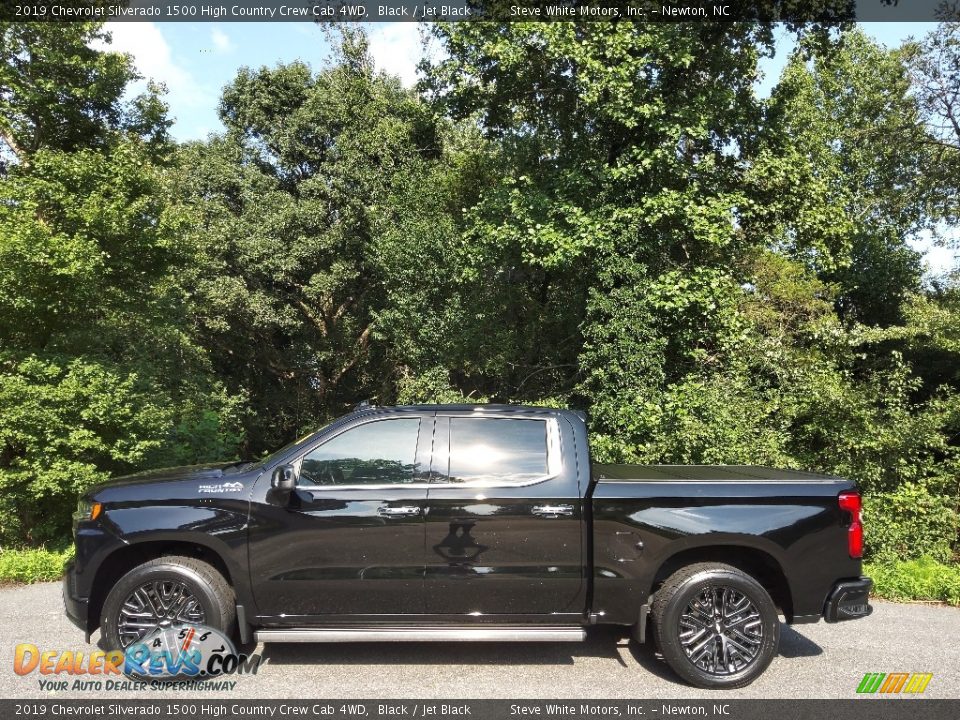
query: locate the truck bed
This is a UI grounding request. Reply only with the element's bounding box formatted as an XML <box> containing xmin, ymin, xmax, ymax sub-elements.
<box><xmin>588</xmin><ymin>462</ymin><xmax>858</xmax><ymax>625</ymax></box>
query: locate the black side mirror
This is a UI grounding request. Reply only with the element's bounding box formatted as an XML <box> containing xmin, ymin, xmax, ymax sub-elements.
<box><xmin>271</xmin><ymin>464</ymin><xmax>297</xmax><ymax>491</ymax></box>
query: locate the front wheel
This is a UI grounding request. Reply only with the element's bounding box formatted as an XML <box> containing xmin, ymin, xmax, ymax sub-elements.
<box><xmin>651</xmin><ymin>562</ymin><xmax>780</xmax><ymax>689</ymax></box>
<box><xmin>100</xmin><ymin>555</ymin><xmax>235</xmax><ymax>651</ymax></box>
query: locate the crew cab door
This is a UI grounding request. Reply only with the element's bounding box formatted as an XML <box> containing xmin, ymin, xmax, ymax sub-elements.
<box><xmin>247</xmin><ymin>412</ymin><xmax>433</xmax><ymax>621</ymax></box>
<box><xmin>423</xmin><ymin>411</ymin><xmax>585</xmax><ymax>619</ymax></box>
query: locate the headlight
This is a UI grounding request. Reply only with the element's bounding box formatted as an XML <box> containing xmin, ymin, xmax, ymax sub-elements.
<box><xmin>74</xmin><ymin>498</ymin><xmax>103</xmax><ymax>522</ymax></box>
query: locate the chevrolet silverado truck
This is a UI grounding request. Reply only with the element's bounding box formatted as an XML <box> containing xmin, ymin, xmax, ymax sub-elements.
<box><xmin>64</xmin><ymin>403</ymin><xmax>872</xmax><ymax>688</ymax></box>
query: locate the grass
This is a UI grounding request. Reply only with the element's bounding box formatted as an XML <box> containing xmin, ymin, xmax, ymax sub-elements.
<box><xmin>0</xmin><ymin>545</ymin><xmax>74</xmax><ymax>584</ymax></box>
<box><xmin>865</xmin><ymin>557</ymin><xmax>960</xmax><ymax>606</ymax></box>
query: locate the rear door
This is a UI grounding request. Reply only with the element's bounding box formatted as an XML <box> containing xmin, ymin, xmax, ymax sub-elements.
<box><xmin>423</xmin><ymin>410</ymin><xmax>585</xmax><ymax>620</ymax></box>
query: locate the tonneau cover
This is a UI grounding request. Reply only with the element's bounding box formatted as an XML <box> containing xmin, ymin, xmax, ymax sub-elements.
<box><xmin>593</xmin><ymin>463</ymin><xmax>843</xmax><ymax>482</ymax></box>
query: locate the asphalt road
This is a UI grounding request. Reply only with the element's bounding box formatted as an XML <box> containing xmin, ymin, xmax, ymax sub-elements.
<box><xmin>1</xmin><ymin>582</ymin><xmax>956</xmax><ymax>700</ymax></box>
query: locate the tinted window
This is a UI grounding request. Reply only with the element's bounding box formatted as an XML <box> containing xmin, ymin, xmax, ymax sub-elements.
<box><xmin>447</xmin><ymin>418</ymin><xmax>548</xmax><ymax>485</ymax></box>
<box><xmin>300</xmin><ymin>419</ymin><xmax>421</xmax><ymax>486</ymax></box>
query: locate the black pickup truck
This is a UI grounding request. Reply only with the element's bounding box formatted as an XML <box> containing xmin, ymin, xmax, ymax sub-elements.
<box><xmin>64</xmin><ymin>403</ymin><xmax>872</xmax><ymax>688</ymax></box>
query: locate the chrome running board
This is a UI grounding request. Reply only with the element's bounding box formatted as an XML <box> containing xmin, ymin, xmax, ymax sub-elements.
<box><xmin>255</xmin><ymin>626</ymin><xmax>586</xmax><ymax>643</ymax></box>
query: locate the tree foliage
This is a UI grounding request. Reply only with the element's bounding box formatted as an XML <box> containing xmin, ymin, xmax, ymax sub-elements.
<box><xmin>750</xmin><ymin>30</ymin><xmax>929</xmax><ymax>326</ymax></box>
<box><xmin>416</xmin><ymin>22</ymin><xmax>960</xmax><ymax>561</ymax></box>
<box><xmin>904</xmin><ymin>22</ymin><xmax>960</xmax><ymax>226</ymax></box>
<box><xmin>166</xmin><ymin>30</ymin><xmax>452</xmax><ymax>452</ymax></box>
<box><xmin>0</xmin><ymin>22</ymin><xmax>238</xmax><ymax>543</ymax></box>
<box><xmin>0</xmin><ymin>22</ymin><xmax>958</xmax><ymax>562</ymax></box>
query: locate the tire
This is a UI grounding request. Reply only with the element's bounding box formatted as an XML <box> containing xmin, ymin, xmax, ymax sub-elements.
<box><xmin>100</xmin><ymin>555</ymin><xmax>236</xmax><ymax>651</ymax></box>
<box><xmin>651</xmin><ymin>562</ymin><xmax>780</xmax><ymax>689</ymax></box>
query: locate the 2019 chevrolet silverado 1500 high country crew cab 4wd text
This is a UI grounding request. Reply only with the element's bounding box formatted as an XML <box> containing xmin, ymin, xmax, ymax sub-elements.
<box><xmin>64</xmin><ymin>403</ymin><xmax>872</xmax><ymax>688</ymax></box>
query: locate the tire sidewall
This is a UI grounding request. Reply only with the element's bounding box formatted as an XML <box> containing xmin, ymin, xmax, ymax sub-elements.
<box><xmin>100</xmin><ymin>561</ymin><xmax>230</xmax><ymax>652</ymax></box>
<box><xmin>658</xmin><ymin>568</ymin><xmax>780</xmax><ymax>689</ymax></box>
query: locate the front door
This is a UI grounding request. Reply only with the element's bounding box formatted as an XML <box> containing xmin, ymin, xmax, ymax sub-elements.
<box><xmin>424</xmin><ymin>411</ymin><xmax>585</xmax><ymax>620</ymax></box>
<box><xmin>248</xmin><ymin>413</ymin><xmax>432</xmax><ymax>621</ymax></box>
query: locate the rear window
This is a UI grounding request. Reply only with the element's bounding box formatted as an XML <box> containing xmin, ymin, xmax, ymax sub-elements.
<box><xmin>447</xmin><ymin>417</ymin><xmax>549</xmax><ymax>485</ymax></box>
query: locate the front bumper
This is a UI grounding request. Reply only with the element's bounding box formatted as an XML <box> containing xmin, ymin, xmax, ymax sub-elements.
<box><xmin>62</xmin><ymin>561</ymin><xmax>91</xmax><ymax>642</ymax></box>
<box><xmin>824</xmin><ymin>576</ymin><xmax>873</xmax><ymax>623</ymax></box>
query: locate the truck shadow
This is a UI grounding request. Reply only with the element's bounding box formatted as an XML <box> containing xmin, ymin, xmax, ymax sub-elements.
<box><xmin>624</xmin><ymin>622</ymin><xmax>822</xmax><ymax>683</ymax></box>
<box><xmin>777</xmin><ymin>624</ymin><xmax>823</xmax><ymax>658</ymax></box>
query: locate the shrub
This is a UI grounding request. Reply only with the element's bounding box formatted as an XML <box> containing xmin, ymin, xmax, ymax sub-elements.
<box><xmin>863</xmin><ymin>482</ymin><xmax>958</xmax><ymax>563</ymax></box>
<box><xmin>0</xmin><ymin>356</ymin><xmax>244</xmax><ymax>545</ymax></box>
<box><xmin>865</xmin><ymin>558</ymin><xmax>960</xmax><ymax>606</ymax></box>
<box><xmin>0</xmin><ymin>546</ymin><xmax>74</xmax><ymax>584</ymax></box>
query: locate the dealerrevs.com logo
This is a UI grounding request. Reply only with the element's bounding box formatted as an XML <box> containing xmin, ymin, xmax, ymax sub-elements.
<box><xmin>124</xmin><ymin>623</ymin><xmax>263</xmax><ymax>679</ymax></box>
<box><xmin>14</xmin><ymin>623</ymin><xmax>265</xmax><ymax>691</ymax></box>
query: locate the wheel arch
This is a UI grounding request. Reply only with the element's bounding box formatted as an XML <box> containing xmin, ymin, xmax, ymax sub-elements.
<box><xmin>649</xmin><ymin>544</ymin><xmax>794</xmax><ymax>621</ymax></box>
<box><xmin>88</xmin><ymin>538</ymin><xmax>237</xmax><ymax>634</ymax></box>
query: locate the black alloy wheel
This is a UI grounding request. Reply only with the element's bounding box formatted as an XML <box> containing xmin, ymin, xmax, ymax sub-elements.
<box><xmin>677</xmin><ymin>585</ymin><xmax>764</xmax><ymax>675</ymax></box>
<box><xmin>99</xmin><ymin>555</ymin><xmax>235</xmax><ymax>651</ymax></box>
<box><xmin>651</xmin><ymin>562</ymin><xmax>781</xmax><ymax>689</ymax></box>
<box><xmin>115</xmin><ymin>579</ymin><xmax>207</xmax><ymax>648</ymax></box>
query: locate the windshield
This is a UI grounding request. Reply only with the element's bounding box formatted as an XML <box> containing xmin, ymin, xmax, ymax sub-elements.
<box><xmin>248</xmin><ymin>426</ymin><xmax>325</xmax><ymax>471</ymax></box>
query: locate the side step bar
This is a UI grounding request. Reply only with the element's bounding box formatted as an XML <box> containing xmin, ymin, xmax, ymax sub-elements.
<box><xmin>255</xmin><ymin>626</ymin><xmax>586</xmax><ymax>643</ymax></box>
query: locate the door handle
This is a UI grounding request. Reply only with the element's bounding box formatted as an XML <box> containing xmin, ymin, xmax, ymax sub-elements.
<box><xmin>377</xmin><ymin>506</ymin><xmax>421</xmax><ymax>517</ymax></box>
<box><xmin>532</xmin><ymin>504</ymin><xmax>574</xmax><ymax>517</ymax></box>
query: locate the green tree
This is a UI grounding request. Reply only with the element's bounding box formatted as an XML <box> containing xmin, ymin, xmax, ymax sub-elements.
<box><xmin>749</xmin><ymin>29</ymin><xmax>928</xmax><ymax>327</ymax></box>
<box><xmin>423</xmin><ymin>22</ymin><xmax>781</xmax><ymax>431</ymax></box>
<box><xmin>170</xmin><ymin>30</ymin><xmax>452</xmax><ymax>452</ymax></box>
<box><xmin>0</xmin><ymin>22</ymin><xmax>239</xmax><ymax>544</ymax></box>
<box><xmin>905</xmin><ymin>22</ymin><xmax>960</xmax><ymax>228</ymax></box>
<box><xmin>423</xmin><ymin>24</ymin><xmax>959</xmax><ymax>560</ymax></box>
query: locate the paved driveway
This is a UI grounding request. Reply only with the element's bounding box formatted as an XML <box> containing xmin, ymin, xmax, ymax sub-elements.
<box><xmin>1</xmin><ymin>582</ymin><xmax>956</xmax><ymax>699</ymax></box>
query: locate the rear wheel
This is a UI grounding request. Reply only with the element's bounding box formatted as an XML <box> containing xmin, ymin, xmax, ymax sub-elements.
<box><xmin>651</xmin><ymin>562</ymin><xmax>780</xmax><ymax>689</ymax></box>
<box><xmin>100</xmin><ymin>556</ymin><xmax>235</xmax><ymax>651</ymax></box>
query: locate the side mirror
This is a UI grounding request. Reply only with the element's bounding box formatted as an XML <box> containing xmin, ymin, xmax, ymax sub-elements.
<box><xmin>271</xmin><ymin>464</ymin><xmax>297</xmax><ymax>492</ymax></box>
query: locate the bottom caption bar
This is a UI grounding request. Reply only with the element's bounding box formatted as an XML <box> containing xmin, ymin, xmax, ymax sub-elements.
<box><xmin>4</xmin><ymin>700</ymin><xmax>959</xmax><ymax>720</ymax></box>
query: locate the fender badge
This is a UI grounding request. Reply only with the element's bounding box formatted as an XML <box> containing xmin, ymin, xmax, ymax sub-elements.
<box><xmin>198</xmin><ymin>481</ymin><xmax>244</xmax><ymax>493</ymax></box>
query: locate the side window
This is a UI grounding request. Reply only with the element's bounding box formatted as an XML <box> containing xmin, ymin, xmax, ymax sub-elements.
<box><xmin>447</xmin><ymin>418</ymin><xmax>549</xmax><ymax>485</ymax></box>
<box><xmin>299</xmin><ymin>418</ymin><xmax>421</xmax><ymax>486</ymax></box>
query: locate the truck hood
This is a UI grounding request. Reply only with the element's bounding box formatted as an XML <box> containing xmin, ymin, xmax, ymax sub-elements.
<box><xmin>86</xmin><ymin>461</ymin><xmax>254</xmax><ymax>501</ymax></box>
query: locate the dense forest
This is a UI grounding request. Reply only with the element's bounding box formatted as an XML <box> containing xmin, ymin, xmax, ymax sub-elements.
<box><xmin>0</xmin><ymin>22</ymin><xmax>958</xmax><ymax>594</ymax></box>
